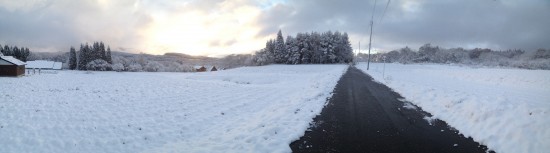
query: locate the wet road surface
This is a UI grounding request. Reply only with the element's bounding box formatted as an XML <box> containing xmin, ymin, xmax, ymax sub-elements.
<box><xmin>290</xmin><ymin>66</ymin><xmax>492</xmax><ymax>153</ymax></box>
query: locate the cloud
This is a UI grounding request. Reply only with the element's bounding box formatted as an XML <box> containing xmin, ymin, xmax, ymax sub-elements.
<box><xmin>0</xmin><ymin>0</ymin><xmax>549</xmax><ymax>56</ymax></box>
<box><xmin>139</xmin><ymin>0</ymin><xmax>267</xmax><ymax>56</ymax></box>
<box><xmin>0</xmin><ymin>0</ymin><xmax>269</xmax><ymax>56</ymax></box>
<box><xmin>0</xmin><ymin>0</ymin><xmax>153</xmax><ymax>52</ymax></box>
<box><xmin>256</xmin><ymin>0</ymin><xmax>550</xmax><ymax>51</ymax></box>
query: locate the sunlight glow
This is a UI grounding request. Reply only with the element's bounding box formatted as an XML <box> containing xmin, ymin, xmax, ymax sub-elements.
<box><xmin>142</xmin><ymin>3</ymin><xmax>267</xmax><ymax>56</ymax></box>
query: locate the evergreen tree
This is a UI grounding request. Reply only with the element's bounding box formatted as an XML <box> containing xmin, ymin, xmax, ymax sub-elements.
<box><xmin>285</xmin><ymin>36</ymin><xmax>299</xmax><ymax>64</ymax></box>
<box><xmin>86</xmin><ymin>43</ymin><xmax>92</xmax><ymax>66</ymax></box>
<box><xmin>100</xmin><ymin>42</ymin><xmax>106</xmax><ymax>61</ymax></box>
<box><xmin>274</xmin><ymin>30</ymin><xmax>286</xmax><ymax>63</ymax></box>
<box><xmin>20</xmin><ymin>47</ymin><xmax>29</xmax><ymax>62</ymax></box>
<box><xmin>266</xmin><ymin>40</ymin><xmax>275</xmax><ymax>55</ymax></box>
<box><xmin>296</xmin><ymin>33</ymin><xmax>310</xmax><ymax>64</ymax></box>
<box><xmin>262</xmin><ymin>40</ymin><xmax>275</xmax><ymax>64</ymax></box>
<box><xmin>78</xmin><ymin>44</ymin><xmax>86</xmax><ymax>70</ymax></box>
<box><xmin>0</xmin><ymin>45</ymin><xmax>30</xmax><ymax>61</ymax></box>
<box><xmin>69</xmin><ymin>47</ymin><xmax>77</xmax><ymax>70</ymax></box>
<box><xmin>92</xmin><ymin>42</ymin><xmax>100</xmax><ymax>60</ymax></box>
<box><xmin>84</xmin><ymin>44</ymin><xmax>89</xmax><ymax>69</ymax></box>
<box><xmin>339</xmin><ymin>33</ymin><xmax>353</xmax><ymax>63</ymax></box>
<box><xmin>106</xmin><ymin>46</ymin><xmax>112</xmax><ymax>64</ymax></box>
<box><xmin>254</xmin><ymin>30</ymin><xmax>354</xmax><ymax>65</ymax></box>
<box><xmin>3</xmin><ymin>45</ymin><xmax>11</xmax><ymax>56</ymax></box>
<box><xmin>0</xmin><ymin>44</ymin><xmax>2</xmax><ymax>55</ymax></box>
<box><xmin>74</xmin><ymin>42</ymin><xmax>114</xmax><ymax>70</ymax></box>
<box><xmin>309</xmin><ymin>32</ymin><xmax>321</xmax><ymax>64</ymax></box>
<box><xmin>13</xmin><ymin>46</ymin><xmax>21</xmax><ymax>60</ymax></box>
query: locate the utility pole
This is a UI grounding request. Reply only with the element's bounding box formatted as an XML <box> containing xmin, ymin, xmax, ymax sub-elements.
<box><xmin>367</xmin><ymin>20</ymin><xmax>373</xmax><ymax>70</ymax></box>
<box><xmin>367</xmin><ymin>0</ymin><xmax>377</xmax><ymax>70</ymax></box>
<box><xmin>359</xmin><ymin>41</ymin><xmax>360</xmax><ymax>53</ymax></box>
<box><xmin>383</xmin><ymin>55</ymin><xmax>386</xmax><ymax>78</ymax></box>
<box><xmin>353</xmin><ymin>41</ymin><xmax>361</xmax><ymax>65</ymax></box>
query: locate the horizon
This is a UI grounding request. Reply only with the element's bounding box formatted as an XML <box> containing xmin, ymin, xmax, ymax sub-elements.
<box><xmin>1</xmin><ymin>0</ymin><xmax>549</xmax><ymax>56</ymax></box>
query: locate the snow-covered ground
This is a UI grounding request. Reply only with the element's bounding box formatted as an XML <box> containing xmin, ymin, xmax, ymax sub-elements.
<box><xmin>0</xmin><ymin>65</ymin><xmax>347</xmax><ymax>153</ymax></box>
<box><xmin>357</xmin><ymin>62</ymin><xmax>550</xmax><ymax>153</ymax></box>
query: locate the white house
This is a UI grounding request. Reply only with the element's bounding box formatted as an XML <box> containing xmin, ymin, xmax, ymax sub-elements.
<box><xmin>26</xmin><ymin>60</ymin><xmax>62</xmax><ymax>70</ymax></box>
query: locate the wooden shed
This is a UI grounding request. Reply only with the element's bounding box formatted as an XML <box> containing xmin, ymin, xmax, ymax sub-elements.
<box><xmin>194</xmin><ymin>66</ymin><xmax>207</xmax><ymax>72</ymax></box>
<box><xmin>0</xmin><ymin>56</ymin><xmax>26</xmax><ymax>77</ymax></box>
<box><xmin>208</xmin><ymin>66</ymin><xmax>217</xmax><ymax>71</ymax></box>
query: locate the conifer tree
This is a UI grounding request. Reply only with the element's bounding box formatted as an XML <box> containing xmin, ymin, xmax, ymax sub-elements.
<box><xmin>22</xmin><ymin>48</ymin><xmax>30</xmax><ymax>62</ymax></box>
<box><xmin>255</xmin><ymin>30</ymin><xmax>354</xmax><ymax>65</ymax></box>
<box><xmin>13</xmin><ymin>46</ymin><xmax>21</xmax><ymax>60</ymax></box>
<box><xmin>106</xmin><ymin>46</ymin><xmax>112</xmax><ymax>64</ymax></box>
<box><xmin>3</xmin><ymin>45</ymin><xmax>10</xmax><ymax>56</ymax></box>
<box><xmin>69</xmin><ymin>47</ymin><xmax>77</xmax><ymax>70</ymax></box>
<box><xmin>100</xmin><ymin>42</ymin><xmax>106</xmax><ymax>61</ymax></box>
<box><xmin>77</xmin><ymin>44</ymin><xmax>86</xmax><ymax>70</ymax></box>
<box><xmin>274</xmin><ymin>30</ymin><xmax>286</xmax><ymax>63</ymax></box>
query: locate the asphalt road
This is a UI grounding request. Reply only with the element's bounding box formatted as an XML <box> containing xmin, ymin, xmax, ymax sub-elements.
<box><xmin>290</xmin><ymin>66</ymin><xmax>492</xmax><ymax>153</ymax></box>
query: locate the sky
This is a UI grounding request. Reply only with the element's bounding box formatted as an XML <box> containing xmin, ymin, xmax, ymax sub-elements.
<box><xmin>0</xmin><ymin>0</ymin><xmax>549</xmax><ymax>56</ymax></box>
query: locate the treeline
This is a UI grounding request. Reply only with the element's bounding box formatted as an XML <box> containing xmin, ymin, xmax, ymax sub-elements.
<box><xmin>68</xmin><ymin>42</ymin><xmax>113</xmax><ymax>71</ymax></box>
<box><xmin>110</xmin><ymin>52</ymin><xmax>201</xmax><ymax>72</ymax></box>
<box><xmin>253</xmin><ymin>30</ymin><xmax>353</xmax><ymax>65</ymax></box>
<box><xmin>108</xmin><ymin>53</ymin><xmax>255</xmax><ymax>72</ymax></box>
<box><xmin>0</xmin><ymin>44</ymin><xmax>31</xmax><ymax>61</ymax></box>
<box><xmin>358</xmin><ymin>43</ymin><xmax>550</xmax><ymax>70</ymax></box>
<box><xmin>27</xmin><ymin>50</ymin><xmax>249</xmax><ymax>72</ymax></box>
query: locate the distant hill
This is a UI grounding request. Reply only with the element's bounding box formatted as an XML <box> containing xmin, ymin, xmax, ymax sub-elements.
<box><xmin>163</xmin><ymin>52</ymin><xmax>211</xmax><ymax>60</ymax></box>
<box><xmin>28</xmin><ymin>50</ymin><xmax>254</xmax><ymax>71</ymax></box>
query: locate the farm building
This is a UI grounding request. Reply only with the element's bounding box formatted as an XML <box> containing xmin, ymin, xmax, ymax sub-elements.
<box><xmin>194</xmin><ymin>66</ymin><xmax>207</xmax><ymax>72</ymax></box>
<box><xmin>207</xmin><ymin>66</ymin><xmax>217</xmax><ymax>71</ymax></box>
<box><xmin>0</xmin><ymin>56</ymin><xmax>26</xmax><ymax>77</ymax></box>
<box><xmin>26</xmin><ymin>60</ymin><xmax>63</xmax><ymax>70</ymax></box>
<box><xmin>194</xmin><ymin>65</ymin><xmax>218</xmax><ymax>72</ymax></box>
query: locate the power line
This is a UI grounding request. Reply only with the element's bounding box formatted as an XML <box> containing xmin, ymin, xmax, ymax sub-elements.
<box><xmin>379</xmin><ymin>0</ymin><xmax>391</xmax><ymax>23</ymax></box>
<box><xmin>367</xmin><ymin>0</ymin><xmax>390</xmax><ymax>70</ymax></box>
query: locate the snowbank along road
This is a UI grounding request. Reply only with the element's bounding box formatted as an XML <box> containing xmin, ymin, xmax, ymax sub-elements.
<box><xmin>357</xmin><ymin>63</ymin><xmax>550</xmax><ymax>153</ymax></box>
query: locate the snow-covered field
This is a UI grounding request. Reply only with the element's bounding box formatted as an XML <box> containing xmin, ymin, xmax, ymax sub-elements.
<box><xmin>357</xmin><ymin>62</ymin><xmax>550</xmax><ymax>153</ymax></box>
<box><xmin>0</xmin><ymin>65</ymin><xmax>347</xmax><ymax>153</ymax></box>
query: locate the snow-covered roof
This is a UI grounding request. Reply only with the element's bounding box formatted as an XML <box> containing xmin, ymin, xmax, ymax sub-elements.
<box><xmin>0</xmin><ymin>56</ymin><xmax>26</xmax><ymax>66</ymax></box>
<box><xmin>26</xmin><ymin>60</ymin><xmax>62</xmax><ymax>70</ymax></box>
<box><xmin>194</xmin><ymin>65</ymin><xmax>217</xmax><ymax>71</ymax></box>
<box><xmin>53</xmin><ymin>62</ymin><xmax>62</xmax><ymax>70</ymax></box>
<box><xmin>205</xmin><ymin>66</ymin><xmax>217</xmax><ymax>71</ymax></box>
